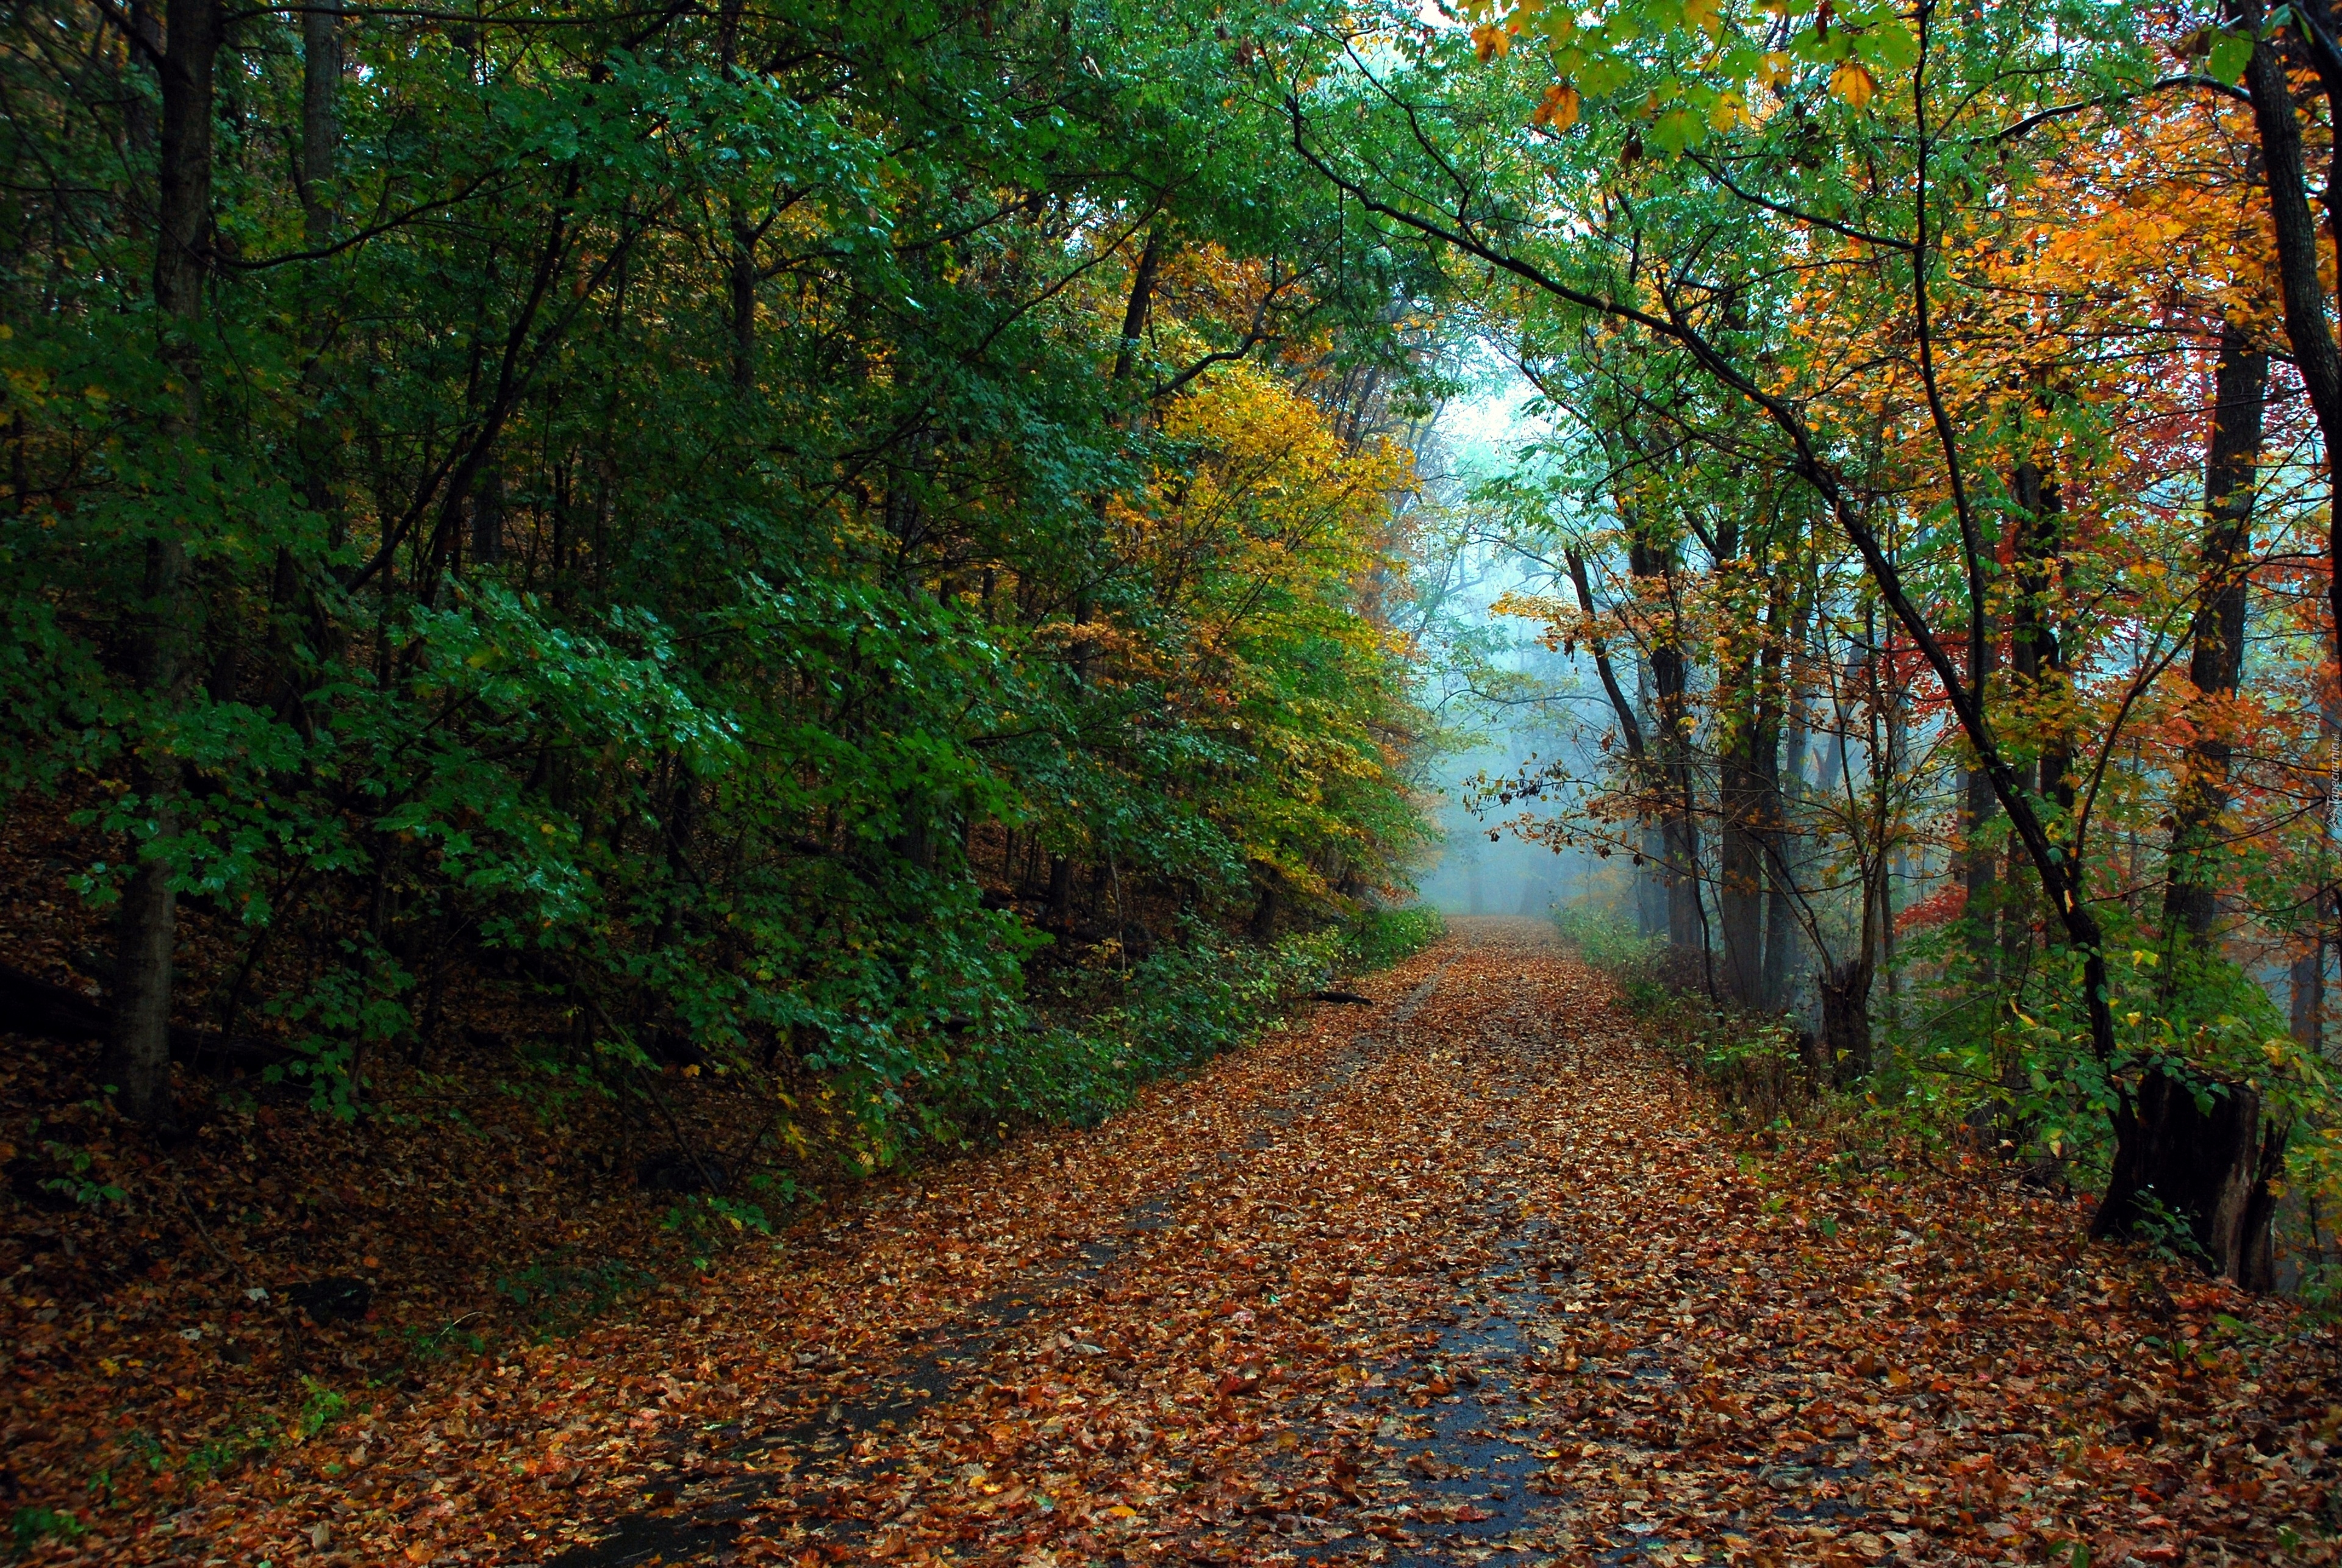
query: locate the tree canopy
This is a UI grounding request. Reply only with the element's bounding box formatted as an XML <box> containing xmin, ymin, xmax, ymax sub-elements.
<box><xmin>2</xmin><ymin>0</ymin><xmax>1445</xmax><ymax>1156</ymax></box>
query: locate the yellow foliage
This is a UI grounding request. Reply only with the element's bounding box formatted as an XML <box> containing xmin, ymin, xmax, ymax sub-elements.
<box><xmin>1123</xmin><ymin>364</ymin><xmax>1420</xmax><ymax>893</ymax></box>
<box><xmin>1533</xmin><ymin>82</ymin><xmax>1581</xmax><ymax>131</ymax></box>
<box><xmin>1829</xmin><ymin>60</ymin><xmax>1876</xmax><ymax>109</ymax></box>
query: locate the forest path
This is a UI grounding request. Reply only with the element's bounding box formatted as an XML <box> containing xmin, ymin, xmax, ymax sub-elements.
<box><xmin>231</xmin><ymin>922</ymin><xmax>2327</xmax><ymax>1567</ymax></box>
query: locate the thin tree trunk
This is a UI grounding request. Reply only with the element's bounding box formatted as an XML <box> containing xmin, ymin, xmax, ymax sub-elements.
<box><xmin>1717</xmin><ymin>573</ymin><xmax>1783</xmax><ymax>1008</ymax></box>
<box><xmin>1960</xmin><ymin>764</ymin><xmax>1997</xmax><ymax>960</ymax></box>
<box><xmin>2165</xmin><ymin>321</ymin><xmax>2269</xmax><ymax>945</ymax></box>
<box><xmin>1561</xmin><ymin>546</ymin><xmax>1665</xmax><ymax>940</ymax></box>
<box><xmin>1635</xmin><ymin>657</ymin><xmax>1667</xmax><ymax>937</ymax></box>
<box><xmin>2246</xmin><ymin>14</ymin><xmax>2342</xmax><ymax>642</ymax></box>
<box><xmin>276</xmin><ymin>0</ymin><xmax>341</xmax><ymax>718</ymax></box>
<box><xmin>1717</xmin><ymin>739</ymin><xmax>1767</xmax><ymax>1008</ymax></box>
<box><xmin>1752</xmin><ymin>568</ymin><xmax>1791</xmax><ymax>1004</ymax></box>
<box><xmin>471</xmin><ymin>465</ymin><xmax>504</xmax><ymax>565</ymax></box>
<box><xmin>1636</xmin><ymin>823</ymin><xmax>1667</xmax><ymax>938</ymax></box>
<box><xmin>1964</xmin><ymin>457</ymin><xmax>2005</xmax><ymax>970</ymax></box>
<box><xmin>1763</xmin><ymin>595</ymin><xmax>1813</xmax><ymax>1011</ymax></box>
<box><xmin>729</xmin><ymin>199</ymin><xmax>758</xmax><ymax>395</ymax></box>
<box><xmin>2293</xmin><ymin>943</ymin><xmax>2324</xmax><ymax>1053</ymax></box>
<box><xmin>2299</xmin><ymin>652</ymin><xmax>2341</xmax><ymax>1061</ymax></box>
<box><xmin>2005</xmin><ymin>456</ymin><xmax>2066</xmax><ymax>981</ymax></box>
<box><xmin>1112</xmin><ymin>224</ymin><xmax>1162</xmax><ymax>387</ymax></box>
<box><xmin>105</xmin><ymin>0</ymin><xmax>223</xmax><ymax>1131</ymax></box>
<box><xmin>1635</xmin><ymin>537</ymin><xmax>1702</xmax><ymax>967</ymax></box>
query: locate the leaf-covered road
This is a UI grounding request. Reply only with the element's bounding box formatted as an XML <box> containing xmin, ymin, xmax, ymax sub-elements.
<box><xmin>198</xmin><ymin>920</ymin><xmax>2335</xmax><ymax>1566</ymax></box>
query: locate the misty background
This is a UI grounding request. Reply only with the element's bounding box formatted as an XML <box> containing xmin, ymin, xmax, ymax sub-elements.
<box><xmin>1395</xmin><ymin>356</ymin><xmax>1613</xmax><ymax>922</ymax></box>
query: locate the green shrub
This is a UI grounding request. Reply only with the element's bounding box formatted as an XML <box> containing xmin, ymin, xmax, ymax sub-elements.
<box><xmin>1339</xmin><ymin>906</ymin><xmax>1445</xmax><ymax>971</ymax></box>
<box><xmin>1551</xmin><ymin>904</ymin><xmax>1666</xmax><ymax>985</ymax></box>
<box><xmin>494</xmin><ymin>1255</ymin><xmax>659</xmax><ymax>1336</ymax></box>
<box><xmin>11</xmin><ymin>1506</ymin><xmax>85</xmax><ymax>1550</ymax></box>
<box><xmin>946</xmin><ymin>908</ymin><xmax>1441</xmax><ymax>1133</ymax></box>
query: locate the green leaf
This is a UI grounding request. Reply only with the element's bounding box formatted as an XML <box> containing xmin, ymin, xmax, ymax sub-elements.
<box><xmin>2207</xmin><ymin>29</ymin><xmax>2252</xmax><ymax>84</ymax></box>
<box><xmin>1857</xmin><ymin>18</ymin><xmax>1919</xmax><ymax>72</ymax></box>
<box><xmin>1649</xmin><ymin>104</ymin><xmax>1706</xmax><ymax>152</ymax></box>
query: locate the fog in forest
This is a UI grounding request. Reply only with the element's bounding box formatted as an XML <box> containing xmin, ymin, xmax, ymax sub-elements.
<box><xmin>1398</xmin><ymin>366</ymin><xmax>1614</xmax><ymax>920</ymax></box>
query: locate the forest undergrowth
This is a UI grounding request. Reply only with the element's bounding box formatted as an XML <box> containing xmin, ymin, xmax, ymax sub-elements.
<box><xmin>9</xmin><ymin>920</ymin><xmax>2334</xmax><ymax>1566</ymax></box>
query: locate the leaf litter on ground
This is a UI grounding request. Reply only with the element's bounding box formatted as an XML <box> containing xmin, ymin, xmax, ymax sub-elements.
<box><xmin>12</xmin><ymin>918</ymin><xmax>2340</xmax><ymax>1566</ymax></box>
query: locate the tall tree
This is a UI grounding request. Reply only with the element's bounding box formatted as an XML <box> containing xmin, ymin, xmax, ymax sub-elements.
<box><xmin>102</xmin><ymin>0</ymin><xmax>225</xmax><ymax>1129</ymax></box>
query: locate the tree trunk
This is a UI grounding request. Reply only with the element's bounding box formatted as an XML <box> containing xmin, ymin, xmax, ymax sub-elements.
<box><xmin>1961</xmin><ymin>484</ymin><xmax>2002</xmax><ymax>968</ymax></box>
<box><xmin>1561</xmin><ymin>545</ymin><xmax>1669</xmax><ymax>947</ymax></box>
<box><xmin>2004</xmin><ymin>456</ymin><xmax>2066</xmax><ymax>976</ymax></box>
<box><xmin>729</xmin><ymin>196</ymin><xmax>757</xmax><ymax>395</ymax></box>
<box><xmin>2293</xmin><ymin>942</ymin><xmax>2324</xmax><ymax>1053</ymax></box>
<box><xmin>1717</xmin><ymin>567</ymin><xmax>1790</xmax><ymax>1009</ymax></box>
<box><xmin>471</xmin><ymin>465</ymin><xmax>504</xmax><ymax>565</ymax></box>
<box><xmin>105</xmin><ymin>0</ymin><xmax>222</xmax><ymax>1131</ymax></box>
<box><xmin>1960</xmin><ymin>764</ymin><xmax>1997</xmax><ymax>959</ymax></box>
<box><xmin>1112</xmin><ymin>224</ymin><xmax>1162</xmax><ymax>386</ymax></box>
<box><xmin>1636</xmin><ymin>540</ymin><xmax>1703</xmax><ymax>967</ymax></box>
<box><xmin>1661</xmin><ymin>744</ymin><xmax>1702</xmax><ymax>962</ymax></box>
<box><xmin>1878</xmin><ymin>617</ymin><xmax>1908</xmax><ymax>1032</ymax></box>
<box><xmin>297</xmin><ymin>0</ymin><xmax>341</xmax><ymax>242</ymax></box>
<box><xmin>2307</xmin><ymin>636</ymin><xmax>2342</xmax><ymax>1059</ymax></box>
<box><xmin>2165</xmin><ymin>320</ymin><xmax>2268</xmax><ymax>945</ymax></box>
<box><xmin>1717</xmin><ymin>731</ymin><xmax>1767</xmax><ymax>1008</ymax></box>
<box><xmin>1714</xmin><ymin>571</ymin><xmax>1761</xmax><ymax>1015</ymax></box>
<box><xmin>1634</xmin><ymin>656</ymin><xmax>1667</xmax><ymax>938</ymax></box>
<box><xmin>2092</xmin><ymin>1070</ymin><xmax>2285</xmax><ymax>1287</ymax></box>
<box><xmin>279</xmin><ymin>0</ymin><xmax>340</xmax><ymax>714</ymax></box>
<box><xmin>1248</xmin><ymin>876</ymin><xmax>1280</xmax><ymax>945</ymax></box>
<box><xmin>2245</xmin><ymin>20</ymin><xmax>2342</xmax><ymax>645</ymax></box>
<box><xmin>1763</xmin><ymin>635</ymin><xmax>1811</xmax><ymax>1011</ymax></box>
<box><xmin>1816</xmin><ymin>955</ymin><xmax>1872</xmax><ymax>1086</ymax></box>
<box><xmin>1635</xmin><ymin>825</ymin><xmax>1667</xmax><ymax>937</ymax></box>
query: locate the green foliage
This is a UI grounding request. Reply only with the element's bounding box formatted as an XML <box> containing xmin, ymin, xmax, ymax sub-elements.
<box><xmin>495</xmin><ymin>1255</ymin><xmax>658</xmax><ymax>1337</ymax></box>
<box><xmin>1681</xmin><ymin>1015</ymin><xmax>1810</xmax><ymax>1125</ymax></box>
<box><xmin>398</xmin><ymin>1318</ymin><xmax>490</xmax><ymax>1369</ymax></box>
<box><xmin>1338</xmin><ymin>906</ymin><xmax>1447</xmax><ymax>972</ymax></box>
<box><xmin>1552</xmin><ymin>903</ymin><xmax>1664</xmax><ymax>979</ymax></box>
<box><xmin>1550</xmin><ymin>902</ymin><xmax>1678</xmax><ymax>1014</ymax></box>
<box><xmin>663</xmin><ymin>1195</ymin><xmax>775</xmax><ymax>1271</ymax></box>
<box><xmin>1881</xmin><ymin>911</ymin><xmax>2305</xmax><ymax>1179</ymax></box>
<box><xmin>2296</xmin><ymin>1261</ymin><xmax>2342</xmax><ymax>1324</ymax></box>
<box><xmin>25</xmin><ymin>1132</ymin><xmax>126</xmax><ymax>1209</ymax></box>
<box><xmin>957</xmin><ymin>931</ymin><xmax>1325</xmax><ymax>1130</ymax></box>
<box><xmin>9</xmin><ymin>1506</ymin><xmax>84</xmax><ymax>1552</ymax></box>
<box><xmin>0</xmin><ymin>0</ymin><xmax>1438</xmax><ymax>1153</ymax></box>
<box><xmin>296</xmin><ymin>1377</ymin><xmax>349</xmax><ymax>1440</ymax></box>
<box><xmin>955</xmin><ymin>908</ymin><xmax>1440</xmax><ymax>1131</ymax></box>
<box><xmin>177</xmin><ymin>1433</ymin><xmax>266</xmax><ymax>1485</ymax></box>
